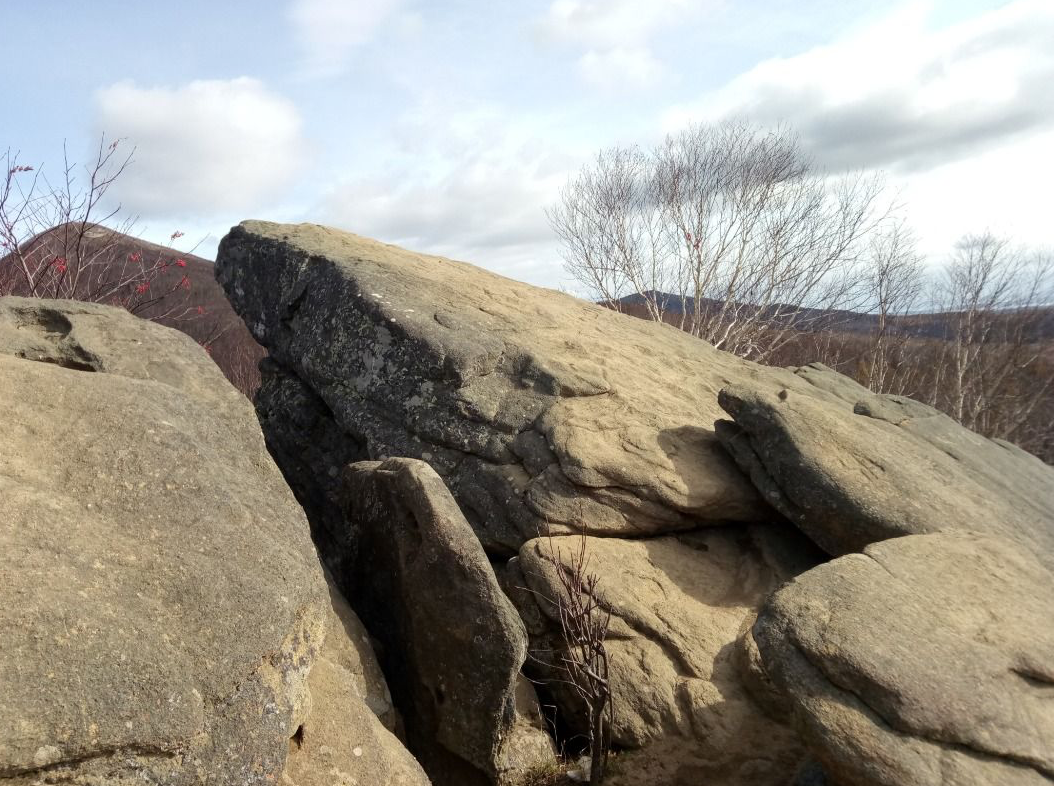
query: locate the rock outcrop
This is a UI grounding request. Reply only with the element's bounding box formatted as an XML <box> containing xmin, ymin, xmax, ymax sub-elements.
<box><xmin>0</xmin><ymin>297</ymin><xmax>424</xmax><ymax>785</ymax></box>
<box><xmin>283</xmin><ymin>581</ymin><xmax>429</xmax><ymax>786</ymax></box>
<box><xmin>716</xmin><ymin>363</ymin><xmax>1054</xmax><ymax>562</ymax></box>
<box><xmin>215</xmin><ymin>220</ymin><xmax>802</xmax><ymax>554</ymax></box>
<box><xmin>509</xmin><ymin>527</ymin><xmax>821</xmax><ymax>785</ymax></box>
<box><xmin>752</xmin><ymin>531</ymin><xmax>1054</xmax><ymax>786</ymax></box>
<box><xmin>211</xmin><ymin>221</ymin><xmax>1054</xmax><ymax>786</ymax></box>
<box><xmin>338</xmin><ymin>458</ymin><xmax>554</xmax><ymax>785</ymax></box>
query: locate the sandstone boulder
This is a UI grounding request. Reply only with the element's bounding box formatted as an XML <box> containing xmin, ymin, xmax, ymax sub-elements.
<box><xmin>214</xmin><ymin>221</ymin><xmax>804</xmax><ymax>554</ymax></box>
<box><xmin>0</xmin><ymin>297</ymin><xmax>421</xmax><ymax>785</ymax></box>
<box><xmin>511</xmin><ymin>526</ymin><xmax>823</xmax><ymax>785</ymax></box>
<box><xmin>338</xmin><ymin>458</ymin><xmax>554</xmax><ymax>785</ymax></box>
<box><xmin>753</xmin><ymin>531</ymin><xmax>1054</xmax><ymax>786</ymax></box>
<box><xmin>282</xmin><ymin>581</ymin><xmax>429</xmax><ymax>786</ymax></box>
<box><xmin>716</xmin><ymin>363</ymin><xmax>1054</xmax><ymax>562</ymax></box>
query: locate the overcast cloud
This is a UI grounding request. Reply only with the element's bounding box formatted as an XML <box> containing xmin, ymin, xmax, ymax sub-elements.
<box><xmin>2</xmin><ymin>0</ymin><xmax>1048</xmax><ymax>284</ymax></box>
<box><xmin>94</xmin><ymin>78</ymin><xmax>305</xmax><ymax>220</ymax></box>
<box><xmin>666</xmin><ymin>0</ymin><xmax>1054</xmax><ymax>172</ymax></box>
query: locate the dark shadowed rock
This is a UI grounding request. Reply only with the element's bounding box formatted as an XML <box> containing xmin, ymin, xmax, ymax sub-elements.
<box><xmin>253</xmin><ymin>358</ymin><xmax>368</xmax><ymax>564</ymax></box>
<box><xmin>510</xmin><ymin>526</ymin><xmax>824</xmax><ymax>785</ymax></box>
<box><xmin>0</xmin><ymin>297</ymin><xmax>423</xmax><ymax>786</ymax></box>
<box><xmin>716</xmin><ymin>363</ymin><xmax>1054</xmax><ymax>563</ymax></box>
<box><xmin>214</xmin><ymin>221</ymin><xmax>806</xmax><ymax>554</ymax></box>
<box><xmin>753</xmin><ymin>531</ymin><xmax>1054</xmax><ymax>786</ymax></box>
<box><xmin>338</xmin><ymin>458</ymin><xmax>554</xmax><ymax>785</ymax></box>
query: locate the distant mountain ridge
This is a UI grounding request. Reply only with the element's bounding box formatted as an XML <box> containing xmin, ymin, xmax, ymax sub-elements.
<box><xmin>0</xmin><ymin>224</ymin><xmax>264</xmax><ymax>394</ymax></box>
<box><xmin>615</xmin><ymin>290</ymin><xmax>1054</xmax><ymax>341</ymax></box>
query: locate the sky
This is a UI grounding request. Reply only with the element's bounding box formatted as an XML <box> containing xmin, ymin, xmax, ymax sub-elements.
<box><xmin>2</xmin><ymin>0</ymin><xmax>1052</xmax><ymax>289</ymax></box>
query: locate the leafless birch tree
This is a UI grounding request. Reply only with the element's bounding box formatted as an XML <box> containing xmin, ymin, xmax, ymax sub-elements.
<box><xmin>924</xmin><ymin>233</ymin><xmax>1054</xmax><ymax>443</ymax></box>
<box><xmin>549</xmin><ymin>121</ymin><xmax>888</xmax><ymax>361</ymax></box>
<box><xmin>857</xmin><ymin>220</ymin><xmax>926</xmax><ymax>394</ymax></box>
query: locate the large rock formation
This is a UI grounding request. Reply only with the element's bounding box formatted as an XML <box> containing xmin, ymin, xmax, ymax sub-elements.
<box><xmin>338</xmin><ymin>458</ymin><xmax>554</xmax><ymax>785</ymax></box>
<box><xmin>752</xmin><ymin>532</ymin><xmax>1054</xmax><ymax>786</ymax></box>
<box><xmin>211</xmin><ymin>221</ymin><xmax>1054</xmax><ymax>786</ymax></box>
<box><xmin>0</xmin><ymin>297</ymin><xmax>425</xmax><ymax>785</ymax></box>
<box><xmin>214</xmin><ymin>222</ymin><xmax>836</xmax><ymax>785</ymax></box>
<box><xmin>716</xmin><ymin>363</ymin><xmax>1054</xmax><ymax>562</ymax></box>
<box><xmin>509</xmin><ymin>527</ymin><xmax>822</xmax><ymax>785</ymax></box>
<box><xmin>215</xmin><ymin>220</ymin><xmax>802</xmax><ymax>555</ymax></box>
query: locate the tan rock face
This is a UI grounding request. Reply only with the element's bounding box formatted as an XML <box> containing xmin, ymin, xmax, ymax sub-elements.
<box><xmin>753</xmin><ymin>532</ymin><xmax>1054</xmax><ymax>786</ymax></box>
<box><xmin>211</xmin><ymin>222</ymin><xmax>1054</xmax><ymax>786</ymax></box>
<box><xmin>717</xmin><ymin>362</ymin><xmax>1054</xmax><ymax>563</ymax></box>
<box><xmin>339</xmin><ymin>458</ymin><xmax>554</xmax><ymax>785</ymax></box>
<box><xmin>512</xmin><ymin>527</ymin><xmax>823</xmax><ymax>786</ymax></box>
<box><xmin>0</xmin><ymin>298</ymin><xmax>421</xmax><ymax>785</ymax></box>
<box><xmin>214</xmin><ymin>221</ymin><xmax>802</xmax><ymax>554</ymax></box>
<box><xmin>282</xmin><ymin>581</ymin><xmax>430</xmax><ymax>786</ymax></box>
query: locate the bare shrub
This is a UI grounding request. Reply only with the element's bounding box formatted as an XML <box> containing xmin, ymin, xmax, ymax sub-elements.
<box><xmin>526</xmin><ymin>534</ymin><xmax>613</xmax><ymax>785</ymax></box>
<box><xmin>1</xmin><ymin>140</ymin><xmax>198</xmax><ymax>319</ymax></box>
<box><xmin>1</xmin><ymin>139</ymin><xmax>266</xmax><ymax>398</ymax></box>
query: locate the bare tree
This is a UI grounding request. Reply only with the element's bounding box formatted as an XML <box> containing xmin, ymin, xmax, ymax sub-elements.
<box><xmin>549</xmin><ymin>145</ymin><xmax>673</xmax><ymax>321</ymax></box>
<box><xmin>550</xmin><ymin>121</ymin><xmax>889</xmax><ymax>361</ymax></box>
<box><xmin>925</xmin><ymin>233</ymin><xmax>1054</xmax><ymax>444</ymax></box>
<box><xmin>1</xmin><ymin>139</ymin><xmax>200</xmax><ymax>321</ymax></box>
<box><xmin>857</xmin><ymin>220</ymin><xmax>926</xmax><ymax>394</ymax></box>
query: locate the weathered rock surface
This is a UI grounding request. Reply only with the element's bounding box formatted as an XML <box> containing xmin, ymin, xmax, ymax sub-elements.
<box><xmin>337</xmin><ymin>458</ymin><xmax>554</xmax><ymax>785</ymax></box>
<box><xmin>753</xmin><ymin>531</ymin><xmax>1054</xmax><ymax>786</ymax></box>
<box><xmin>717</xmin><ymin>362</ymin><xmax>1054</xmax><ymax>562</ymax></box>
<box><xmin>282</xmin><ymin>580</ymin><xmax>429</xmax><ymax>786</ymax></box>
<box><xmin>0</xmin><ymin>297</ymin><xmax>421</xmax><ymax>785</ymax></box>
<box><xmin>214</xmin><ymin>220</ymin><xmax>806</xmax><ymax>554</ymax></box>
<box><xmin>510</xmin><ymin>526</ymin><xmax>824</xmax><ymax>785</ymax></box>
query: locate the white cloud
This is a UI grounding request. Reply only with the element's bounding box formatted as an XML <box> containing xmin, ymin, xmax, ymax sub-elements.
<box><xmin>579</xmin><ymin>47</ymin><xmax>665</xmax><ymax>90</ymax></box>
<box><xmin>94</xmin><ymin>78</ymin><xmax>305</xmax><ymax>219</ymax></box>
<box><xmin>288</xmin><ymin>0</ymin><xmax>405</xmax><ymax>75</ymax></box>
<box><xmin>538</xmin><ymin>0</ymin><xmax>700</xmax><ymax>90</ymax></box>
<box><xmin>898</xmin><ymin>128</ymin><xmax>1054</xmax><ymax>257</ymax></box>
<box><xmin>664</xmin><ymin>0</ymin><xmax>1054</xmax><ymax>172</ymax></box>
<box><xmin>540</xmin><ymin>0</ymin><xmax>694</xmax><ymax>47</ymax></box>
<box><xmin>313</xmin><ymin>103</ymin><xmax>575</xmax><ymax>286</ymax></box>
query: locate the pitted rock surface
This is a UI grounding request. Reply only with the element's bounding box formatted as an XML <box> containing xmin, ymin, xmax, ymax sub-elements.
<box><xmin>215</xmin><ymin>221</ymin><xmax>805</xmax><ymax>553</ymax></box>
<box><xmin>510</xmin><ymin>526</ymin><xmax>823</xmax><ymax>785</ymax></box>
<box><xmin>753</xmin><ymin>531</ymin><xmax>1054</xmax><ymax>786</ymax></box>
<box><xmin>0</xmin><ymin>297</ymin><xmax>421</xmax><ymax>785</ymax></box>
<box><xmin>716</xmin><ymin>362</ymin><xmax>1054</xmax><ymax>563</ymax></box>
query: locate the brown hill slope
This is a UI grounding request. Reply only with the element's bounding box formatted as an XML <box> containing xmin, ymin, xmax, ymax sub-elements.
<box><xmin>0</xmin><ymin>224</ymin><xmax>263</xmax><ymax>395</ymax></box>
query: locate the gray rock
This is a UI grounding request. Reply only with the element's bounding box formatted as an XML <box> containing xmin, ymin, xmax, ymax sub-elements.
<box><xmin>338</xmin><ymin>458</ymin><xmax>554</xmax><ymax>785</ymax></box>
<box><xmin>753</xmin><ymin>531</ymin><xmax>1054</xmax><ymax>786</ymax></box>
<box><xmin>0</xmin><ymin>297</ymin><xmax>420</xmax><ymax>786</ymax></box>
<box><xmin>716</xmin><ymin>363</ymin><xmax>1054</xmax><ymax>563</ymax></box>
<box><xmin>512</xmin><ymin>526</ymin><xmax>823</xmax><ymax>785</ymax></box>
<box><xmin>214</xmin><ymin>221</ymin><xmax>797</xmax><ymax>554</ymax></box>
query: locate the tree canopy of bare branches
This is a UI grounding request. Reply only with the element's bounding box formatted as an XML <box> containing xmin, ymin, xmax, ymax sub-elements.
<box><xmin>768</xmin><ymin>230</ymin><xmax>1054</xmax><ymax>462</ymax></box>
<box><xmin>925</xmin><ymin>233</ymin><xmax>1054</xmax><ymax>444</ymax></box>
<box><xmin>549</xmin><ymin>121</ymin><xmax>889</xmax><ymax>361</ymax></box>
<box><xmin>0</xmin><ymin>139</ymin><xmax>201</xmax><ymax>320</ymax></box>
